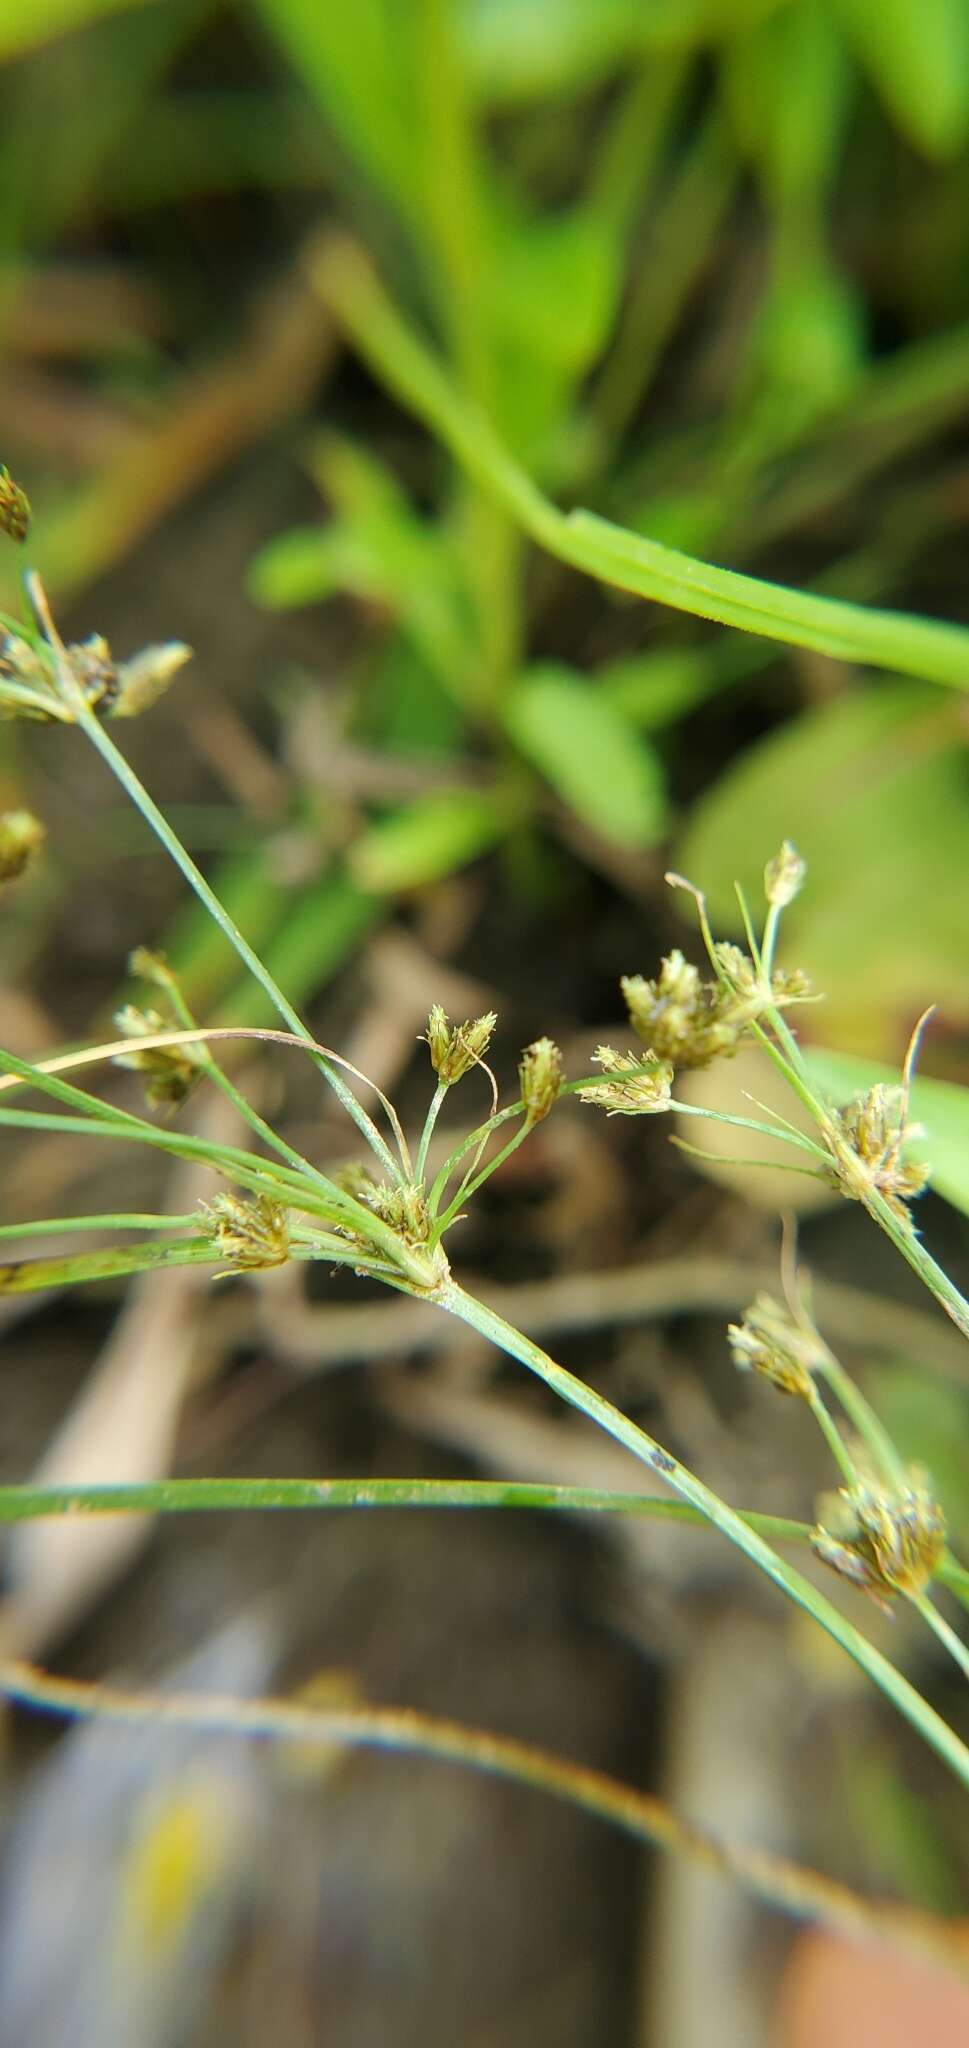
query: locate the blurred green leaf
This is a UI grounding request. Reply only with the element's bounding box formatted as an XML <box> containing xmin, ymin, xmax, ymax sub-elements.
<box><xmin>220</xmin><ymin>873</ymin><xmax>383</xmax><ymax>1021</ymax></box>
<box><xmin>753</xmin><ymin>257</ymin><xmax>866</xmax><ymax>418</ymax></box>
<box><xmin>599</xmin><ymin>647</ymin><xmax>720</xmax><ymax>730</ymax></box>
<box><xmin>833</xmin><ymin>0</ymin><xmax>969</xmax><ymax>157</ymax></box>
<box><xmin>871</xmin><ymin>1364</ymin><xmax>969</xmax><ymax>1550</ymax></box>
<box><xmin>488</xmin><ymin>205</ymin><xmax>623</xmax><ymax>467</ymax></box>
<box><xmin>491</xmin><ymin>209</ymin><xmax>622</xmax><ymax>379</ymax></box>
<box><xmin>505</xmin><ymin>662</ymin><xmax>667</xmax><ymax>846</ymax></box>
<box><xmin>252</xmin><ymin>0</ymin><xmax>419</xmax><ymax>210</ymax></box>
<box><xmin>249</xmin><ymin>436</ymin><xmax>475</xmax><ymax>695</ymax></box>
<box><xmin>460</xmin><ymin>0</ymin><xmax>766</xmax><ymax>101</ymax></box>
<box><xmin>459</xmin><ymin>0</ymin><xmax>652</xmax><ymax>102</ymax></box>
<box><xmin>248</xmin><ymin>523</ymin><xmax>378</xmax><ymax>607</ymax></box>
<box><xmin>163</xmin><ymin>845</ymin><xmax>293</xmax><ymax>1015</ymax></box>
<box><xmin>724</xmin><ymin>0</ymin><xmax>852</xmax><ymax>208</ymax></box>
<box><xmin>805</xmin><ymin>1046</ymin><xmax>969</xmax><ymax>1221</ymax></box>
<box><xmin>674</xmin><ymin>683</ymin><xmax>969</xmax><ymax>1052</ymax></box>
<box><xmin>348</xmin><ymin>788</ymin><xmax>509</xmax><ymax>890</ymax></box>
<box><xmin>0</xmin><ymin>0</ymin><xmax>156</xmax><ymax>61</ymax></box>
<box><xmin>0</xmin><ymin>0</ymin><xmax>203</xmax><ymax>254</ymax></box>
<box><xmin>362</xmin><ymin>636</ymin><xmax>464</xmax><ymax>757</ymax></box>
<box><xmin>847</xmin><ymin>1748</ymin><xmax>962</xmax><ymax>1912</ymax></box>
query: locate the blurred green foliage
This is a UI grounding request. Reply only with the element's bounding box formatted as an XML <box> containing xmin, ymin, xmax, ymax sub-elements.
<box><xmin>1</xmin><ymin>0</ymin><xmax>968</xmax><ymax>1061</ymax></box>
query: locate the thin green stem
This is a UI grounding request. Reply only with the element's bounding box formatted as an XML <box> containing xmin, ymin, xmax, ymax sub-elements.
<box><xmin>760</xmin><ymin>902</ymin><xmax>782</xmax><ymax>982</ymax></box>
<box><xmin>0</xmin><ymin>1475</ymin><xmax>807</xmax><ymax>1533</ymax></box>
<box><xmin>146</xmin><ymin>972</ymin><xmax>346</xmax><ymax>1202</ymax></box>
<box><xmin>807</xmin><ymin>1388</ymin><xmax>861</xmax><ymax>1488</ymax></box>
<box><xmin>747</xmin><ymin>1006</ymin><xmax>969</xmax><ymax>1342</ymax></box>
<box><xmin>0</xmin><ymin>1211</ymin><xmax>198</xmax><ymax>1241</ymax></box>
<box><xmin>912</xmin><ymin>1592</ymin><xmax>969</xmax><ymax>1685</ymax></box>
<box><xmin>427</xmin><ymin>1100</ymin><xmax>522</xmax><ymax>1215</ymax></box>
<box><xmin>0</xmin><ymin>1238</ymin><xmax>217</xmax><ymax>1292</ymax></box>
<box><xmin>814</xmin><ymin>1349</ymin><xmax>909</xmax><ymax>1492</ymax></box>
<box><xmin>440</xmin><ymin>1279</ymin><xmax>969</xmax><ymax>1788</ymax></box>
<box><xmin>24</xmin><ymin>570</ymin><xmax>402</xmax><ymax>1186</ymax></box>
<box><xmin>668</xmin><ymin>1097</ymin><xmax>830</xmax><ymax>1159</ymax></box>
<box><xmin>433</xmin><ymin>1117</ymin><xmax>531</xmax><ymax>1237</ymax></box>
<box><xmin>0</xmin><ymin>1104</ymin><xmax>438</xmax><ymax>1285</ymax></box>
<box><xmin>851</xmin><ymin>1180</ymin><xmax>969</xmax><ymax>1344</ymax></box>
<box><xmin>415</xmin><ymin>1081</ymin><xmax>448</xmax><ymax>1187</ymax></box>
<box><xmin>0</xmin><ymin>1041</ymin><xmax>165</xmax><ymax>1136</ymax></box>
<box><xmin>939</xmin><ymin>1555</ymin><xmax>969</xmax><ymax>1612</ymax></box>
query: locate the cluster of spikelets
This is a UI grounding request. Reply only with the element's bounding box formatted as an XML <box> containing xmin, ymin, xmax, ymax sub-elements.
<box><xmin>94</xmin><ymin>835</ymin><xmax>931</xmax><ymax>1287</ymax></box>
<box><xmin>0</xmin><ymin>504</ymin><xmax>931</xmax><ymax>1288</ymax></box>
<box><xmin>728</xmin><ymin>1289</ymin><xmax>946</xmax><ymax>1612</ymax></box>
<box><xmin>0</xmin><ymin>624</ymin><xmax>191</xmax><ymax>725</ymax></box>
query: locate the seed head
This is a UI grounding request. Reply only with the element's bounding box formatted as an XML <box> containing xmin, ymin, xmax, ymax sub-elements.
<box><xmin>764</xmin><ymin>841</ymin><xmax>806</xmax><ymax>908</ymax></box>
<box><xmin>0</xmin><ymin>465</ymin><xmax>30</xmax><ymax>544</ymax></box>
<box><xmin>113</xmin><ymin>1005</ymin><xmax>202</xmax><ymax>1112</ymax></box>
<box><xmin>0</xmin><ymin>622</ymin><xmax>190</xmax><ymax>724</ymax></box>
<box><xmin>621</xmin><ymin>947</ymin><xmax>811</xmax><ymax>1072</ymax></box>
<box><xmin>128</xmin><ymin>947</ymin><xmax>176</xmax><ymax>993</ymax></box>
<box><xmin>727</xmin><ymin>1292</ymin><xmax>818</xmax><ymax>1402</ymax></box>
<box><xmin>110</xmin><ymin>642</ymin><xmax>192</xmax><ymax>718</ymax></box>
<box><xmin>519</xmin><ymin>1038</ymin><xmax>563</xmax><ymax>1126</ymax></box>
<box><xmin>362</xmin><ymin>1179</ymin><xmax>431</xmax><ymax>1247</ymax></box>
<box><xmin>824</xmin><ymin>1084</ymin><xmax>930</xmax><ymax>1222</ymax></box>
<box><xmin>201</xmin><ymin>1192</ymin><xmax>291</xmax><ymax>1272</ymax></box>
<box><xmin>0</xmin><ymin>809</ymin><xmax>45</xmax><ymax>883</ymax></box>
<box><xmin>579</xmin><ymin>1046</ymin><xmax>673</xmax><ymax>1116</ymax></box>
<box><xmin>811</xmin><ymin>1470</ymin><xmax>945</xmax><ymax>1609</ymax></box>
<box><xmin>423</xmin><ymin>1006</ymin><xmax>497</xmax><ymax>1085</ymax></box>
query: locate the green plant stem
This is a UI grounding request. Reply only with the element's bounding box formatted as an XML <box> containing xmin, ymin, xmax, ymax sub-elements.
<box><xmin>0</xmin><ymin>1238</ymin><xmax>218</xmax><ymax>1291</ymax></box>
<box><xmin>0</xmin><ymin>1106</ymin><xmax>439</xmax><ymax>1288</ymax></box>
<box><xmin>0</xmin><ymin>1475</ymin><xmax>805</xmax><ymax>1532</ymax></box>
<box><xmin>814</xmin><ymin>1349</ymin><xmax>910</xmax><ymax>1492</ymax></box>
<box><xmin>912</xmin><ymin>1593</ymin><xmax>969</xmax><ymax>1685</ymax></box>
<box><xmin>415</xmin><ymin>1081</ymin><xmax>448</xmax><ymax>1186</ymax></box>
<box><xmin>669</xmin><ymin>1096</ymin><xmax>829</xmax><ymax>1159</ymax></box>
<box><xmin>745</xmin><ymin>1009</ymin><xmax>969</xmax><ymax>1342</ymax></box>
<box><xmin>310</xmin><ymin>241</ymin><xmax>969</xmax><ymax>690</ymax></box>
<box><xmin>150</xmin><ymin>972</ymin><xmax>349</xmax><ymax>1202</ymax></box>
<box><xmin>429</xmin><ymin>1082</ymin><xmax>828</xmax><ymax>1222</ymax></box>
<box><xmin>0</xmin><ymin>1211</ymin><xmax>198</xmax><ymax>1241</ymax></box>
<box><xmin>940</xmin><ymin>1556</ymin><xmax>969</xmax><ymax>1611</ymax></box>
<box><xmin>439</xmin><ymin>1279</ymin><xmax>969</xmax><ymax>1788</ymax></box>
<box><xmin>807</xmin><ymin>1389</ymin><xmax>859</xmax><ymax>1487</ymax></box>
<box><xmin>427</xmin><ymin>1100</ymin><xmax>521</xmax><ymax>1212</ymax></box>
<box><xmin>24</xmin><ymin>571</ymin><xmax>402</xmax><ymax>1185</ymax></box>
<box><xmin>432</xmin><ymin>1116</ymin><xmax>531</xmax><ymax>1235</ymax></box>
<box><xmin>851</xmin><ymin>1180</ymin><xmax>969</xmax><ymax>1344</ymax></box>
<box><xmin>0</xmin><ymin>1469</ymin><xmax>962</xmax><ymax>1607</ymax></box>
<box><xmin>77</xmin><ymin>706</ymin><xmax>401</xmax><ymax>1179</ymax></box>
<box><xmin>416</xmin><ymin>0</ymin><xmax>518</xmax><ymax>697</ymax></box>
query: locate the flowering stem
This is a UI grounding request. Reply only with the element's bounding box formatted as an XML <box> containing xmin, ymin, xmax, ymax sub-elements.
<box><xmin>807</xmin><ymin>1389</ymin><xmax>860</xmax><ymax>1488</ymax></box>
<box><xmin>439</xmin><ymin>1279</ymin><xmax>969</xmax><ymax>1788</ymax></box>
<box><xmin>24</xmin><ymin>570</ymin><xmax>403</xmax><ymax>1187</ymax></box>
<box><xmin>813</xmin><ymin>1348</ymin><xmax>910</xmax><ymax>1492</ymax></box>
<box><xmin>432</xmin><ymin>1117</ymin><xmax>531</xmax><ymax>1235</ymax></box>
<box><xmin>415</xmin><ymin>1081</ymin><xmax>448</xmax><ymax>1186</ymax></box>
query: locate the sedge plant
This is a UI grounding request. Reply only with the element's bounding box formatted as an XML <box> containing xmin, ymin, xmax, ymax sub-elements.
<box><xmin>0</xmin><ymin>512</ymin><xmax>968</xmax><ymax>1959</ymax></box>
